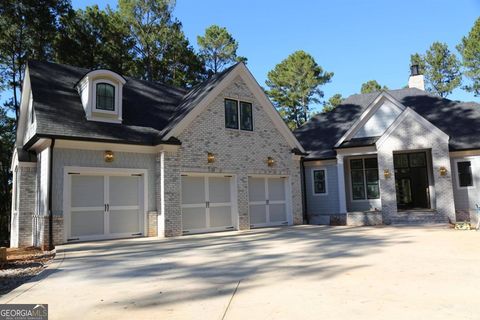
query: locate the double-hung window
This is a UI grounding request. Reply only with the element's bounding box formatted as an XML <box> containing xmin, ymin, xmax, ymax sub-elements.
<box><xmin>457</xmin><ymin>161</ymin><xmax>473</xmax><ymax>187</ymax></box>
<box><xmin>96</xmin><ymin>83</ymin><xmax>115</xmax><ymax>111</ymax></box>
<box><xmin>313</xmin><ymin>169</ymin><xmax>327</xmax><ymax>194</ymax></box>
<box><xmin>224</xmin><ymin>99</ymin><xmax>253</xmax><ymax>131</ymax></box>
<box><xmin>350</xmin><ymin>158</ymin><xmax>380</xmax><ymax>200</ymax></box>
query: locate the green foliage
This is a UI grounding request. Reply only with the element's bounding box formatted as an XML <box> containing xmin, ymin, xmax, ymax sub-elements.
<box><xmin>0</xmin><ymin>0</ymin><xmax>71</xmax><ymax>120</ymax></box>
<box><xmin>266</xmin><ymin>51</ymin><xmax>333</xmax><ymax>129</ymax></box>
<box><xmin>457</xmin><ymin>17</ymin><xmax>480</xmax><ymax>96</ymax></box>
<box><xmin>197</xmin><ymin>25</ymin><xmax>241</xmax><ymax>73</ymax></box>
<box><xmin>323</xmin><ymin>93</ymin><xmax>343</xmax><ymax>112</ymax></box>
<box><xmin>410</xmin><ymin>42</ymin><xmax>462</xmax><ymax>98</ymax></box>
<box><xmin>0</xmin><ymin>104</ymin><xmax>15</xmax><ymax>244</ymax></box>
<box><xmin>119</xmin><ymin>0</ymin><xmax>204</xmax><ymax>86</ymax></box>
<box><xmin>360</xmin><ymin>80</ymin><xmax>388</xmax><ymax>94</ymax></box>
<box><xmin>54</xmin><ymin>5</ymin><xmax>136</xmax><ymax>74</ymax></box>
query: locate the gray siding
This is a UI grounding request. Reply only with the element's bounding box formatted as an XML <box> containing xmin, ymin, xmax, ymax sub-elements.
<box><xmin>304</xmin><ymin>164</ymin><xmax>340</xmax><ymax>215</ymax></box>
<box><xmin>451</xmin><ymin>155</ymin><xmax>480</xmax><ymax>211</ymax></box>
<box><xmin>354</xmin><ymin>100</ymin><xmax>402</xmax><ymax>138</ymax></box>
<box><xmin>52</xmin><ymin>148</ymin><xmax>156</xmax><ymax>215</ymax></box>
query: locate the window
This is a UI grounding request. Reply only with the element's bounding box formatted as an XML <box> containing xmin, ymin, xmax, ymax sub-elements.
<box><xmin>225</xmin><ymin>99</ymin><xmax>238</xmax><ymax>129</ymax></box>
<box><xmin>313</xmin><ymin>169</ymin><xmax>327</xmax><ymax>194</ymax></box>
<box><xmin>350</xmin><ymin>158</ymin><xmax>380</xmax><ymax>200</ymax></box>
<box><xmin>225</xmin><ymin>99</ymin><xmax>254</xmax><ymax>131</ymax></box>
<box><xmin>96</xmin><ymin>83</ymin><xmax>115</xmax><ymax>111</ymax></box>
<box><xmin>240</xmin><ymin>102</ymin><xmax>253</xmax><ymax>131</ymax></box>
<box><xmin>457</xmin><ymin>161</ymin><xmax>473</xmax><ymax>187</ymax></box>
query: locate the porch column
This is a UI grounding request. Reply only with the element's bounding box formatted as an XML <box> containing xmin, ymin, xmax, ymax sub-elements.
<box><xmin>336</xmin><ymin>155</ymin><xmax>347</xmax><ymax>214</ymax></box>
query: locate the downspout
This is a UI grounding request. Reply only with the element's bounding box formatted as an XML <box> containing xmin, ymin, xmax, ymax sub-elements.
<box><xmin>301</xmin><ymin>157</ymin><xmax>309</xmax><ymax>224</ymax></box>
<box><xmin>48</xmin><ymin>139</ymin><xmax>55</xmax><ymax>250</ymax></box>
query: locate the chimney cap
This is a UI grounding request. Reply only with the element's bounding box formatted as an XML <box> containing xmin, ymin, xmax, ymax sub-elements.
<box><xmin>410</xmin><ymin>64</ymin><xmax>420</xmax><ymax>76</ymax></box>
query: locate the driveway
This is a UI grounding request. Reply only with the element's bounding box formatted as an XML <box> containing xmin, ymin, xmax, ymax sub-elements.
<box><xmin>1</xmin><ymin>225</ymin><xmax>479</xmax><ymax>320</ymax></box>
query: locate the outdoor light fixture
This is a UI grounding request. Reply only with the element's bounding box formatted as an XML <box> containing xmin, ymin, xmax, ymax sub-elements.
<box><xmin>439</xmin><ymin>166</ymin><xmax>448</xmax><ymax>176</ymax></box>
<box><xmin>104</xmin><ymin>150</ymin><xmax>114</xmax><ymax>162</ymax></box>
<box><xmin>207</xmin><ymin>152</ymin><xmax>215</xmax><ymax>164</ymax></box>
<box><xmin>383</xmin><ymin>169</ymin><xmax>391</xmax><ymax>179</ymax></box>
<box><xmin>267</xmin><ymin>157</ymin><xmax>275</xmax><ymax>167</ymax></box>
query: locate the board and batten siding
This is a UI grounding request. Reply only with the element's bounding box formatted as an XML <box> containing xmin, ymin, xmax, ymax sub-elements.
<box><xmin>51</xmin><ymin>148</ymin><xmax>157</xmax><ymax>216</ymax></box>
<box><xmin>450</xmin><ymin>155</ymin><xmax>480</xmax><ymax>213</ymax></box>
<box><xmin>304</xmin><ymin>162</ymin><xmax>340</xmax><ymax>215</ymax></box>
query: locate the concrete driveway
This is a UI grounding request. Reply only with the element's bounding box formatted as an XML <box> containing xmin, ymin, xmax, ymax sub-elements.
<box><xmin>1</xmin><ymin>225</ymin><xmax>479</xmax><ymax>320</ymax></box>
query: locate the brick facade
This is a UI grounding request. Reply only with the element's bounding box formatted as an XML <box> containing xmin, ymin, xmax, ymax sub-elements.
<box><xmin>377</xmin><ymin>111</ymin><xmax>455</xmax><ymax>224</ymax></box>
<box><xmin>158</xmin><ymin>76</ymin><xmax>303</xmax><ymax>237</ymax></box>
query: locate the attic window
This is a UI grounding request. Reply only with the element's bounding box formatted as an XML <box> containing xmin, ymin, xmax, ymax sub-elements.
<box><xmin>96</xmin><ymin>83</ymin><xmax>115</xmax><ymax>111</ymax></box>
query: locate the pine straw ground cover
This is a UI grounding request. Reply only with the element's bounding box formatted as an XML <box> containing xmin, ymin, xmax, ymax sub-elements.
<box><xmin>0</xmin><ymin>247</ymin><xmax>55</xmax><ymax>295</ymax></box>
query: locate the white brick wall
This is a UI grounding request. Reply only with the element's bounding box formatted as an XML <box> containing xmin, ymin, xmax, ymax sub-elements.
<box><xmin>159</xmin><ymin>76</ymin><xmax>303</xmax><ymax>236</ymax></box>
<box><xmin>377</xmin><ymin>111</ymin><xmax>455</xmax><ymax>223</ymax></box>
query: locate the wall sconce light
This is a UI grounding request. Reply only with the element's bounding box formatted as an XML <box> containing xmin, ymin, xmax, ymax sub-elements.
<box><xmin>439</xmin><ymin>166</ymin><xmax>448</xmax><ymax>176</ymax></box>
<box><xmin>383</xmin><ymin>169</ymin><xmax>391</xmax><ymax>179</ymax></box>
<box><xmin>267</xmin><ymin>157</ymin><xmax>275</xmax><ymax>167</ymax></box>
<box><xmin>104</xmin><ymin>150</ymin><xmax>114</xmax><ymax>162</ymax></box>
<box><xmin>207</xmin><ymin>152</ymin><xmax>215</xmax><ymax>164</ymax></box>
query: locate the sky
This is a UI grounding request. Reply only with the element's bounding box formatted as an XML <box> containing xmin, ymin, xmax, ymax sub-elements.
<box><xmin>58</xmin><ymin>0</ymin><xmax>480</xmax><ymax>112</ymax></box>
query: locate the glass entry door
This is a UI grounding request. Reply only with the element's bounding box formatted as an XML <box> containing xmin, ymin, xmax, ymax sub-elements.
<box><xmin>393</xmin><ymin>152</ymin><xmax>430</xmax><ymax>210</ymax></box>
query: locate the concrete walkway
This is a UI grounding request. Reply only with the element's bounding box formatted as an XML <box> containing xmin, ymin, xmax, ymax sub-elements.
<box><xmin>1</xmin><ymin>225</ymin><xmax>479</xmax><ymax>320</ymax></box>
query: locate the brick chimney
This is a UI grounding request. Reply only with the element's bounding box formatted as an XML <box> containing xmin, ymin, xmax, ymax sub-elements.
<box><xmin>408</xmin><ymin>64</ymin><xmax>425</xmax><ymax>90</ymax></box>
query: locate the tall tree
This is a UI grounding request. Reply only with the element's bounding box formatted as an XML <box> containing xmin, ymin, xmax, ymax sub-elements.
<box><xmin>410</xmin><ymin>42</ymin><xmax>462</xmax><ymax>98</ymax></box>
<box><xmin>197</xmin><ymin>25</ymin><xmax>245</xmax><ymax>73</ymax></box>
<box><xmin>323</xmin><ymin>93</ymin><xmax>343</xmax><ymax>112</ymax></box>
<box><xmin>0</xmin><ymin>0</ymin><xmax>71</xmax><ymax>120</ymax></box>
<box><xmin>266</xmin><ymin>50</ymin><xmax>333</xmax><ymax>129</ymax></box>
<box><xmin>457</xmin><ymin>17</ymin><xmax>480</xmax><ymax>97</ymax></box>
<box><xmin>54</xmin><ymin>5</ymin><xmax>136</xmax><ymax>74</ymax></box>
<box><xmin>118</xmin><ymin>0</ymin><xmax>204</xmax><ymax>86</ymax></box>
<box><xmin>0</xmin><ymin>107</ymin><xmax>15</xmax><ymax>244</ymax></box>
<box><xmin>361</xmin><ymin>80</ymin><xmax>388</xmax><ymax>94</ymax></box>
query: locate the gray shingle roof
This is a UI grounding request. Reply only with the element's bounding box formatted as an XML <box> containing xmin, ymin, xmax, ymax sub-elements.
<box><xmin>294</xmin><ymin>88</ymin><xmax>480</xmax><ymax>160</ymax></box>
<box><xmin>27</xmin><ymin>60</ymin><xmax>237</xmax><ymax>146</ymax></box>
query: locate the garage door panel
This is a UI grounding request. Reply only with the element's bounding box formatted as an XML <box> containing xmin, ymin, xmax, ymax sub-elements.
<box><xmin>209</xmin><ymin>206</ymin><xmax>232</xmax><ymax>227</ymax></box>
<box><xmin>71</xmin><ymin>176</ymin><xmax>104</xmax><ymax>208</ymax></box>
<box><xmin>71</xmin><ymin>210</ymin><xmax>104</xmax><ymax>236</ymax></box>
<box><xmin>109</xmin><ymin>176</ymin><xmax>139</xmax><ymax>206</ymax></box>
<box><xmin>208</xmin><ymin>177</ymin><xmax>231</xmax><ymax>203</ymax></box>
<box><xmin>269</xmin><ymin>204</ymin><xmax>287</xmax><ymax>222</ymax></box>
<box><xmin>248</xmin><ymin>178</ymin><xmax>265</xmax><ymax>202</ymax></box>
<box><xmin>181</xmin><ymin>176</ymin><xmax>205</xmax><ymax>204</ymax></box>
<box><xmin>109</xmin><ymin>209</ymin><xmax>139</xmax><ymax>234</ymax></box>
<box><xmin>268</xmin><ymin>178</ymin><xmax>286</xmax><ymax>201</ymax></box>
<box><xmin>182</xmin><ymin>207</ymin><xmax>207</xmax><ymax>230</ymax></box>
<box><xmin>249</xmin><ymin>205</ymin><xmax>267</xmax><ymax>224</ymax></box>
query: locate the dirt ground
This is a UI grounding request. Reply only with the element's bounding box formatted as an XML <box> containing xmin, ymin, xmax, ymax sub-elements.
<box><xmin>0</xmin><ymin>247</ymin><xmax>54</xmax><ymax>295</ymax></box>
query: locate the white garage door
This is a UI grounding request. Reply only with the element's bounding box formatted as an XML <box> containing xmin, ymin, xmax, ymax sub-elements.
<box><xmin>68</xmin><ymin>173</ymin><xmax>144</xmax><ymax>241</ymax></box>
<box><xmin>248</xmin><ymin>176</ymin><xmax>289</xmax><ymax>228</ymax></box>
<box><xmin>181</xmin><ymin>175</ymin><xmax>235</xmax><ymax>234</ymax></box>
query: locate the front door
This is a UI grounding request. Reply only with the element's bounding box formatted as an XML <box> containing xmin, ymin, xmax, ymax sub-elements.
<box><xmin>393</xmin><ymin>152</ymin><xmax>430</xmax><ymax>210</ymax></box>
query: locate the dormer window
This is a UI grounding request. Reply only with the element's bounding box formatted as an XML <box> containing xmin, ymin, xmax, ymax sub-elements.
<box><xmin>76</xmin><ymin>69</ymin><xmax>126</xmax><ymax>123</ymax></box>
<box><xmin>95</xmin><ymin>82</ymin><xmax>115</xmax><ymax>111</ymax></box>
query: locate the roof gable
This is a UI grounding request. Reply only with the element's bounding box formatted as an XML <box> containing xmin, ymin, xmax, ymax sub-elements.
<box><xmin>163</xmin><ymin>63</ymin><xmax>305</xmax><ymax>152</ymax></box>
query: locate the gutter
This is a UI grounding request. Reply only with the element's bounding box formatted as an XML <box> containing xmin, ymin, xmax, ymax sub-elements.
<box><xmin>48</xmin><ymin>139</ymin><xmax>55</xmax><ymax>250</ymax></box>
<box><xmin>301</xmin><ymin>157</ymin><xmax>309</xmax><ymax>224</ymax></box>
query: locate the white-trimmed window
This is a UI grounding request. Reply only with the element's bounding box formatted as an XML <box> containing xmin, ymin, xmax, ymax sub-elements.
<box><xmin>93</xmin><ymin>79</ymin><xmax>118</xmax><ymax>114</ymax></box>
<box><xmin>350</xmin><ymin>158</ymin><xmax>380</xmax><ymax>200</ymax></box>
<box><xmin>456</xmin><ymin>160</ymin><xmax>474</xmax><ymax>188</ymax></box>
<box><xmin>313</xmin><ymin>169</ymin><xmax>327</xmax><ymax>194</ymax></box>
<box><xmin>224</xmin><ymin>98</ymin><xmax>253</xmax><ymax>131</ymax></box>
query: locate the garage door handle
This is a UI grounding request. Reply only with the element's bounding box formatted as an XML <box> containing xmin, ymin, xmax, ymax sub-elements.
<box><xmin>107</xmin><ymin>204</ymin><xmax>110</xmax><ymax>211</ymax></box>
<box><xmin>206</xmin><ymin>201</ymin><xmax>210</xmax><ymax>208</ymax></box>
